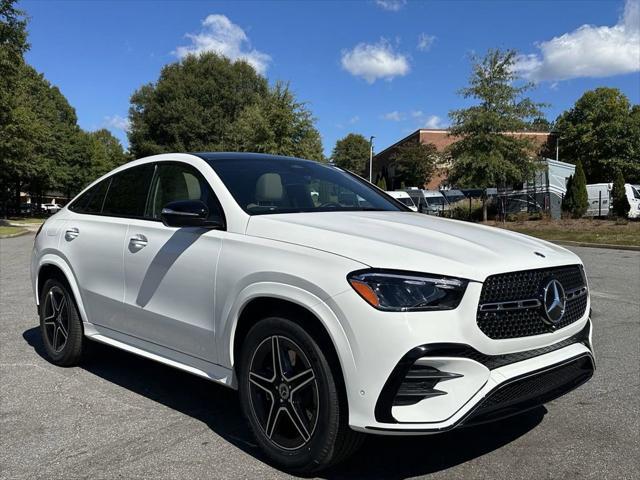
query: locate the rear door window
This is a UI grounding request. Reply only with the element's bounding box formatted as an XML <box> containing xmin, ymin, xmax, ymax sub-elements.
<box><xmin>102</xmin><ymin>164</ymin><xmax>155</xmax><ymax>218</ymax></box>
<box><xmin>69</xmin><ymin>178</ymin><xmax>111</xmax><ymax>214</ymax></box>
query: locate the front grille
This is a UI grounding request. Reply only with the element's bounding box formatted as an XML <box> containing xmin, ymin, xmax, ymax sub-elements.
<box><xmin>477</xmin><ymin>265</ymin><xmax>588</xmax><ymax>339</ymax></box>
<box><xmin>464</xmin><ymin>354</ymin><xmax>594</xmax><ymax>426</ymax></box>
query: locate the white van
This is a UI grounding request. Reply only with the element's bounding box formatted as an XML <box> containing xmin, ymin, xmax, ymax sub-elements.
<box><xmin>585</xmin><ymin>183</ymin><xmax>611</xmax><ymax>217</ymax></box>
<box><xmin>387</xmin><ymin>190</ymin><xmax>418</xmax><ymax>211</ymax></box>
<box><xmin>423</xmin><ymin>190</ymin><xmax>449</xmax><ymax>215</ymax></box>
<box><xmin>625</xmin><ymin>183</ymin><xmax>640</xmax><ymax>219</ymax></box>
<box><xmin>405</xmin><ymin>189</ymin><xmax>449</xmax><ymax>215</ymax></box>
<box><xmin>586</xmin><ymin>183</ymin><xmax>640</xmax><ymax>219</ymax></box>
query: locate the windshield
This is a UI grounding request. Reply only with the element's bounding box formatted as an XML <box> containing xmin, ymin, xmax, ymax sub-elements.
<box><xmin>396</xmin><ymin>197</ymin><xmax>415</xmax><ymax>207</ymax></box>
<box><xmin>444</xmin><ymin>192</ymin><xmax>465</xmax><ymax>203</ymax></box>
<box><xmin>208</xmin><ymin>157</ymin><xmax>406</xmax><ymax>215</ymax></box>
<box><xmin>426</xmin><ymin>196</ymin><xmax>446</xmax><ymax>206</ymax></box>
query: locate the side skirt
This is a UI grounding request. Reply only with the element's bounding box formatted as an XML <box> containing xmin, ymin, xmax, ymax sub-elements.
<box><xmin>87</xmin><ymin>325</ymin><xmax>236</xmax><ymax>388</ymax></box>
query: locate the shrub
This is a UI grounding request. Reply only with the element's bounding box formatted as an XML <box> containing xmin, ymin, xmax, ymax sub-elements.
<box><xmin>444</xmin><ymin>198</ymin><xmax>484</xmax><ymax>221</ymax></box>
<box><xmin>611</xmin><ymin>168</ymin><xmax>630</xmax><ymax>218</ymax></box>
<box><xmin>562</xmin><ymin>161</ymin><xmax>588</xmax><ymax>218</ymax></box>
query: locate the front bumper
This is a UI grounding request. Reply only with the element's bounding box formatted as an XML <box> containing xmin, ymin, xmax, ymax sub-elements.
<box><xmin>365</xmin><ymin>319</ymin><xmax>594</xmax><ymax>433</ymax></box>
<box><xmin>326</xmin><ymin>281</ymin><xmax>594</xmax><ymax>433</ymax></box>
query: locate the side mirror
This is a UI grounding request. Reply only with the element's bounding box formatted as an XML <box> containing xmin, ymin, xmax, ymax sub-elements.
<box><xmin>160</xmin><ymin>200</ymin><xmax>222</xmax><ymax>229</ymax></box>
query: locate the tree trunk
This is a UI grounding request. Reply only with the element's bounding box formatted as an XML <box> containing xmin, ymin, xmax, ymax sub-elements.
<box><xmin>14</xmin><ymin>183</ymin><xmax>21</xmax><ymax>216</ymax></box>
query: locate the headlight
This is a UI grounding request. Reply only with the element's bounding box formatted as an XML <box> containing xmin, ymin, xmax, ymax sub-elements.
<box><xmin>347</xmin><ymin>269</ymin><xmax>468</xmax><ymax>312</ymax></box>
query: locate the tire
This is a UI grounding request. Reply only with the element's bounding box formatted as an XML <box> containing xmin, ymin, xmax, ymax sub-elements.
<box><xmin>238</xmin><ymin>316</ymin><xmax>363</xmax><ymax>473</ymax></box>
<box><xmin>39</xmin><ymin>278</ymin><xmax>84</xmax><ymax>367</ymax></box>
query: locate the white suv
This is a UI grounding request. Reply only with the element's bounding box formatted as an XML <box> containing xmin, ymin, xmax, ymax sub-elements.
<box><xmin>31</xmin><ymin>153</ymin><xmax>595</xmax><ymax>473</ymax></box>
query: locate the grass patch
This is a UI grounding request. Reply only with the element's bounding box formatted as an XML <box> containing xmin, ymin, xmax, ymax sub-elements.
<box><xmin>0</xmin><ymin>226</ymin><xmax>28</xmax><ymax>237</ymax></box>
<box><xmin>8</xmin><ymin>217</ymin><xmax>45</xmax><ymax>224</ymax></box>
<box><xmin>485</xmin><ymin>218</ymin><xmax>640</xmax><ymax>247</ymax></box>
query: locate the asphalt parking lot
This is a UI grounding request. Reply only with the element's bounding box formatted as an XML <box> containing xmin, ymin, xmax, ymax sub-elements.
<box><xmin>1</xmin><ymin>233</ymin><xmax>639</xmax><ymax>480</ymax></box>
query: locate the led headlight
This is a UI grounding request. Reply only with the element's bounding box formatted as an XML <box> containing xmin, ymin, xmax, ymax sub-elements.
<box><xmin>347</xmin><ymin>269</ymin><xmax>468</xmax><ymax>312</ymax></box>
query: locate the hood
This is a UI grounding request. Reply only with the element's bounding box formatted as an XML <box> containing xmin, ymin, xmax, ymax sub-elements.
<box><xmin>246</xmin><ymin>211</ymin><xmax>581</xmax><ymax>282</ymax></box>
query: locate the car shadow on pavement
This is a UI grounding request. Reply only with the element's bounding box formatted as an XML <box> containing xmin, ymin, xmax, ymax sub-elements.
<box><xmin>23</xmin><ymin>326</ymin><xmax>546</xmax><ymax>479</ymax></box>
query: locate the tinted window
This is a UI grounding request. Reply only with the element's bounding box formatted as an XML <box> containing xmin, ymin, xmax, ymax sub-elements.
<box><xmin>209</xmin><ymin>157</ymin><xmax>405</xmax><ymax>215</ymax></box>
<box><xmin>68</xmin><ymin>189</ymin><xmax>92</xmax><ymax>213</ymax></box>
<box><xmin>102</xmin><ymin>164</ymin><xmax>154</xmax><ymax>218</ymax></box>
<box><xmin>84</xmin><ymin>178</ymin><xmax>111</xmax><ymax>213</ymax></box>
<box><xmin>427</xmin><ymin>196</ymin><xmax>446</xmax><ymax>206</ymax></box>
<box><xmin>148</xmin><ymin>163</ymin><xmax>223</xmax><ymax>223</ymax></box>
<box><xmin>69</xmin><ymin>178</ymin><xmax>110</xmax><ymax>214</ymax></box>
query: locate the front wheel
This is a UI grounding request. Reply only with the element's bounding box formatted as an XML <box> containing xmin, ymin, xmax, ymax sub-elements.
<box><xmin>238</xmin><ymin>317</ymin><xmax>363</xmax><ymax>473</ymax></box>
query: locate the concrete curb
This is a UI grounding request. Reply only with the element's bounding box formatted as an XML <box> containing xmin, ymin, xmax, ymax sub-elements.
<box><xmin>553</xmin><ymin>240</ymin><xmax>640</xmax><ymax>251</ymax></box>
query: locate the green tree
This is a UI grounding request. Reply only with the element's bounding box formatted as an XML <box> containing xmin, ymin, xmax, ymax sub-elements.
<box><xmin>528</xmin><ymin>117</ymin><xmax>552</xmax><ymax>132</ymax></box>
<box><xmin>331</xmin><ymin>133</ymin><xmax>370</xmax><ymax>176</ymax></box>
<box><xmin>562</xmin><ymin>174</ymin><xmax>574</xmax><ymax>214</ymax></box>
<box><xmin>1</xmin><ymin>4</ymin><xmax>128</xmax><ymax>214</ymax></box>
<box><xmin>129</xmin><ymin>52</ymin><xmax>269</xmax><ymax>157</ymax></box>
<box><xmin>129</xmin><ymin>52</ymin><xmax>324</xmax><ymax>160</ymax></box>
<box><xmin>611</xmin><ymin>168</ymin><xmax>630</xmax><ymax>218</ymax></box>
<box><xmin>447</xmin><ymin>49</ymin><xmax>546</xmax><ymax>220</ymax></box>
<box><xmin>0</xmin><ymin>0</ymin><xmax>29</xmax><ymax>213</ymax></box>
<box><xmin>229</xmin><ymin>82</ymin><xmax>324</xmax><ymax>161</ymax></box>
<box><xmin>376</xmin><ymin>176</ymin><xmax>387</xmax><ymax>190</ymax></box>
<box><xmin>0</xmin><ymin>0</ymin><xmax>28</xmax><ymax>113</ymax></box>
<box><xmin>554</xmin><ymin>88</ymin><xmax>640</xmax><ymax>182</ymax></box>
<box><xmin>562</xmin><ymin>161</ymin><xmax>588</xmax><ymax>218</ymax></box>
<box><xmin>86</xmin><ymin>129</ymin><xmax>128</xmax><ymax>179</ymax></box>
<box><xmin>390</xmin><ymin>141</ymin><xmax>437</xmax><ymax>188</ymax></box>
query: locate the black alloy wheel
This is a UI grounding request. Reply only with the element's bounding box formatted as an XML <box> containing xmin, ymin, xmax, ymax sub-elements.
<box><xmin>238</xmin><ymin>316</ymin><xmax>363</xmax><ymax>473</ymax></box>
<box><xmin>39</xmin><ymin>278</ymin><xmax>84</xmax><ymax>366</ymax></box>
<box><xmin>248</xmin><ymin>335</ymin><xmax>319</xmax><ymax>450</ymax></box>
<box><xmin>42</xmin><ymin>285</ymin><xmax>70</xmax><ymax>353</ymax></box>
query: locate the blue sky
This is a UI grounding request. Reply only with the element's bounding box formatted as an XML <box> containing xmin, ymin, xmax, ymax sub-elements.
<box><xmin>22</xmin><ymin>0</ymin><xmax>640</xmax><ymax>156</ymax></box>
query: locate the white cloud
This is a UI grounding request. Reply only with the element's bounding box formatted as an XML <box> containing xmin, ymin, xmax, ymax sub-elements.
<box><xmin>103</xmin><ymin>115</ymin><xmax>130</xmax><ymax>132</ymax></box>
<box><xmin>174</xmin><ymin>14</ymin><xmax>271</xmax><ymax>74</ymax></box>
<box><xmin>514</xmin><ymin>0</ymin><xmax>640</xmax><ymax>81</ymax></box>
<box><xmin>411</xmin><ymin>110</ymin><xmax>424</xmax><ymax>118</ymax></box>
<box><xmin>423</xmin><ymin>115</ymin><xmax>443</xmax><ymax>129</ymax></box>
<box><xmin>375</xmin><ymin>0</ymin><xmax>406</xmax><ymax>12</ymax></box>
<box><xmin>382</xmin><ymin>111</ymin><xmax>404</xmax><ymax>121</ymax></box>
<box><xmin>341</xmin><ymin>39</ymin><xmax>410</xmax><ymax>83</ymax></box>
<box><xmin>348</xmin><ymin>115</ymin><xmax>360</xmax><ymax>124</ymax></box>
<box><xmin>417</xmin><ymin>33</ymin><xmax>436</xmax><ymax>52</ymax></box>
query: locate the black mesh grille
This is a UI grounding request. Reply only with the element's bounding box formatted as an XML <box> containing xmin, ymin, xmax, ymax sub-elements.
<box><xmin>465</xmin><ymin>355</ymin><xmax>594</xmax><ymax>426</ymax></box>
<box><xmin>477</xmin><ymin>265</ymin><xmax>587</xmax><ymax>339</ymax></box>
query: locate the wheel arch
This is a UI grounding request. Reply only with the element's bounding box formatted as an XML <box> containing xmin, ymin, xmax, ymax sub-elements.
<box><xmin>226</xmin><ymin>287</ymin><xmax>357</xmax><ymax>413</ymax></box>
<box><xmin>232</xmin><ymin>295</ymin><xmax>353</xmax><ymax>418</ymax></box>
<box><xmin>36</xmin><ymin>255</ymin><xmax>89</xmax><ymax>325</ymax></box>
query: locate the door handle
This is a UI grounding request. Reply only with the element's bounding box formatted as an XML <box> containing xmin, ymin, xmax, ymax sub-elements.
<box><xmin>129</xmin><ymin>234</ymin><xmax>148</xmax><ymax>250</ymax></box>
<box><xmin>64</xmin><ymin>227</ymin><xmax>79</xmax><ymax>241</ymax></box>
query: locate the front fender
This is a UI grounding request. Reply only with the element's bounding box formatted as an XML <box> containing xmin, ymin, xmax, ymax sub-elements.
<box><xmin>218</xmin><ymin>281</ymin><xmax>357</xmax><ymax>392</ymax></box>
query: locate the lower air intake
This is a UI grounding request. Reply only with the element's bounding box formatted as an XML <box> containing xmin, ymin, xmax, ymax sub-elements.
<box><xmin>464</xmin><ymin>354</ymin><xmax>594</xmax><ymax>426</ymax></box>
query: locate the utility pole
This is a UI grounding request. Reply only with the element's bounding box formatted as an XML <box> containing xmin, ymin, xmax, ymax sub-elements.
<box><xmin>369</xmin><ymin>136</ymin><xmax>375</xmax><ymax>183</ymax></box>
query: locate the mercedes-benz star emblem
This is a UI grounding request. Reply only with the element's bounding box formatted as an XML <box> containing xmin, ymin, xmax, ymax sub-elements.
<box><xmin>541</xmin><ymin>278</ymin><xmax>566</xmax><ymax>325</ymax></box>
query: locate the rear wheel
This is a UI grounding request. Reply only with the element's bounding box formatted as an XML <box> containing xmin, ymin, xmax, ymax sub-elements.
<box><xmin>39</xmin><ymin>278</ymin><xmax>84</xmax><ymax>366</ymax></box>
<box><xmin>238</xmin><ymin>316</ymin><xmax>363</xmax><ymax>473</ymax></box>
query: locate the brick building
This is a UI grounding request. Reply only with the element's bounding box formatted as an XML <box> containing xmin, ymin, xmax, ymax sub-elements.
<box><xmin>374</xmin><ymin>129</ymin><xmax>557</xmax><ymax>190</ymax></box>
